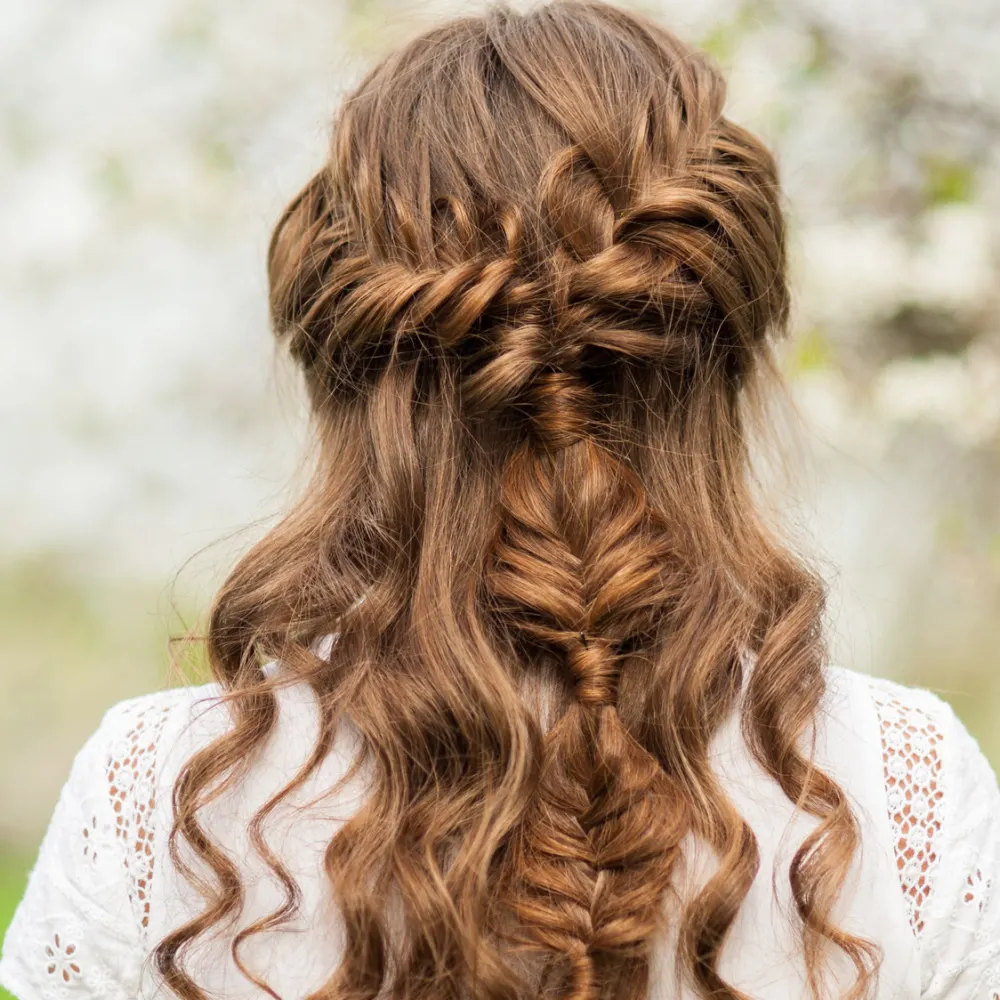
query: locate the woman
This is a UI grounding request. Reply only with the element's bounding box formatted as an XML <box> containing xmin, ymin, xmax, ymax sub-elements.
<box><xmin>2</xmin><ymin>3</ymin><xmax>998</xmax><ymax>998</ymax></box>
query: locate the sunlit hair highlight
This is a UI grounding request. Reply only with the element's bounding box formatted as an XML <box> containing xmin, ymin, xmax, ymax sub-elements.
<box><xmin>155</xmin><ymin>3</ymin><xmax>881</xmax><ymax>999</ymax></box>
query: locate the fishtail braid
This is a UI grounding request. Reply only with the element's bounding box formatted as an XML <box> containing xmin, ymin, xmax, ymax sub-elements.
<box><xmin>487</xmin><ymin>411</ymin><xmax>690</xmax><ymax>999</ymax></box>
<box><xmin>482</xmin><ymin>151</ymin><xmax>694</xmax><ymax>999</ymax></box>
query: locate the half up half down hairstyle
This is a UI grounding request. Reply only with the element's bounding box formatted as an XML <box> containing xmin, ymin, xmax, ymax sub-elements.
<box><xmin>158</xmin><ymin>3</ymin><xmax>881</xmax><ymax>999</ymax></box>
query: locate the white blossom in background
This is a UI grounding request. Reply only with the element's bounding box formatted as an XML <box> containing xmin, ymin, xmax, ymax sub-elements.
<box><xmin>1</xmin><ymin>0</ymin><xmax>999</xmax><ymax>674</ymax></box>
<box><xmin>873</xmin><ymin>349</ymin><xmax>1000</xmax><ymax>448</ymax></box>
<box><xmin>0</xmin><ymin>0</ymin><xmax>360</xmax><ymax>578</ymax></box>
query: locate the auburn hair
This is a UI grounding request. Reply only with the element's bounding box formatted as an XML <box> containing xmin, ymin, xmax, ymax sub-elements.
<box><xmin>156</xmin><ymin>3</ymin><xmax>880</xmax><ymax>999</ymax></box>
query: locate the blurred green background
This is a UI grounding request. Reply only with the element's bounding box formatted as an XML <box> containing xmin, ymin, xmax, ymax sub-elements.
<box><xmin>1</xmin><ymin>0</ymin><xmax>998</xmax><ymax>988</ymax></box>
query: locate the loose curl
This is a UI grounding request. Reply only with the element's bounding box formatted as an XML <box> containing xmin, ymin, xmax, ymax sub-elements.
<box><xmin>155</xmin><ymin>4</ymin><xmax>881</xmax><ymax>999</ymax></box>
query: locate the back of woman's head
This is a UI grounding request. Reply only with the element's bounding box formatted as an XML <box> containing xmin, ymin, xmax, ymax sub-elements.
<box><xmin>159</xmin><ymin>4</ymin><xmax>880</xmax><ymax>998</ymax></box>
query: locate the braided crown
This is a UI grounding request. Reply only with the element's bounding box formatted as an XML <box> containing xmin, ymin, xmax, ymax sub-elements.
<box><xmin>267</xmin><ymin>14</ymin><xmax>788</xmax><ymax>450</ymax></box>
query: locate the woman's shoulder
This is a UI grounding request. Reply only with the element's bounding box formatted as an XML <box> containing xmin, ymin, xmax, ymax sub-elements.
<box><xmin>823</xmin><ymin>665</ymin><xmax>1000</xmax><ymax>996</ymax></box>
<box><xmin>824</xmin><ymin>664</ymin><xmax>958</xmax><ymax>726</ymax></box>
<box><xmin>0</xmin><ymin>676</ymin><xmax>300</xmax><ymax>1000</ymax></box>
<box><xmin>95</xmin><ymin>681</ymin><xmax>226</xmax><ymax>807</ymax></box>
<box><xmin>0</xmin><ymin>681</ymin><xmax>221</xmax><ymax>1000</ymax></box>
<box><xmin>95</xmin><ymin>679</ymin><xmax>225</xmax><ymax>736</ymax></box>
<box><xmin>819</xmin><ymin>664</ymin><xmax>966</xmax><ymax>795</ymax></box>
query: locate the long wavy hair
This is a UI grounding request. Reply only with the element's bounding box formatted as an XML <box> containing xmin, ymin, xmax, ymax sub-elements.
<box><xmin>156</xmin><ymin>4</ymin><xmax>881</xmax><ymax>999</ymax></box>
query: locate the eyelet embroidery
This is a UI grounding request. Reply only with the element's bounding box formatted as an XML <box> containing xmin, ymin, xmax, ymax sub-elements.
<box><xmin>871</xmin><ymin>678</ymin><xmax>946</xmax><ymax>938</ymax></box>
<box><xmin>43</xmin><ymin>934</ymin><xmax>81</xmax><ymax>984</ymax></box>
<box><xmin>80</xmin><ymin>814</ymin><xmax>101</xmax><ymax>868</ymax></box>
<box><xmin>9</xmin><ymin>676</ymin><xmax>998</xmax><ymax>996</ymax></box>
<box><xmin>0</xmin><ymin>691</ymin><xmax>195</xmax><ymax>997</ymax></box>
<box><xmin>964</xmin><ymin>865</ymin><xmax>993</xmax><ymax>914</ymax></box>
<box><xmin>106</xmin><ymin>702</ymin><xmax>173</xmax><ymax>934</ymax></box>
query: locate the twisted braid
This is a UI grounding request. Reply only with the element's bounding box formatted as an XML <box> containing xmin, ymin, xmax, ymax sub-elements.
<box><xmin>271</xmin><ymin>115</ymin><xmax>782</xmax><ymax>421</ymax></box>
<box><xmin>270</xmin><ymin>176</ymin><xmax>523</xmax><ymax>374</ymax></box>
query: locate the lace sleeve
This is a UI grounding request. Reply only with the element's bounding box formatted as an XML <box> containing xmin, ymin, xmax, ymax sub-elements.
<box><xmin>0</xmin><ymin>692</ymin><xmax>178</xmax><ymax>1000</ymax></box>
<box><xmin>870</xmin><ymin>676</ymin><xmax>1000</xmax><ymax>999</ymax></box>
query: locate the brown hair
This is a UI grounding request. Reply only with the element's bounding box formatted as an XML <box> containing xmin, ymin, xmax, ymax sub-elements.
<box><xmin>156</xmin><ymin>3</ymin><xmax>880</xmax><ymax>998</ymax></box>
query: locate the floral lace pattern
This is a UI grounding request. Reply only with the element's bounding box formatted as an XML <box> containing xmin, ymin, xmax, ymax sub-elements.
<box><xmin>867</xmin><ymin>675</ymin><xmax>1000</xmax><ymax>1000</ymax></box>
<box><xmin>3</xmin><ymin>675</ymin><xmax>1000</xmax><ymax>1000</ymax></box>
<box><xmin>0</xmin><ymin>691</ymin><xmax>187</xmax><ymax>1000</ymax></box>
<box><xmin>870</xmin><ymin>677</ymin><xmax>947</xmax><ymax>937</ymax></box>
<box><xmin>106</xmin><ymin>700</ymin><xmax>173</xmax><ymax>936</ymax></box>
<box><xmin>43</xmin><ymin>933</ymin><xmax>81</xmax><ymax>984</ymax></box>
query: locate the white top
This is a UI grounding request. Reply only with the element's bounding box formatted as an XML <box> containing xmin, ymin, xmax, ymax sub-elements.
<box><xmin>2</xmin><ymin>664</ymin><xmax>999</xmax><ymax>1000</ymax></box>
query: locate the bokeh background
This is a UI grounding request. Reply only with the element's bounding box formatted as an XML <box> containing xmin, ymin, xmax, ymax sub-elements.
<box><xmin>2</xmin><ymin>0</ymin><xmax>999</xmax><ymax>972</ymax></box>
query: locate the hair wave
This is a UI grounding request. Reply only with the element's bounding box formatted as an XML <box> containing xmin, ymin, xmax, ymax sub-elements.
<box><xmin>155</xmin><ymin>4</ymin><xmax>880</xmax><ymax>999</ymax></box>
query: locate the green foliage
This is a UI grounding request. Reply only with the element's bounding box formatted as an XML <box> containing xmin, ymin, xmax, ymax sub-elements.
<box><xmin>922</xmin><ymin>155</ymin><xmax>976</xmax><ymax>206</ymax></box>
<box><xmin>165</xmin><ymin>8</ymin><xmax>214</xmax><ymax>53</ymax></box>
<box><xmin>934</xmin><ymin>507</ymin><xmax>969</xmax><ymax>548</ymax></box>
<box><xmin>698</xmin><ymin>1</ymin><xmax>764</xmax><ymax>65</ymax></box>
<box><xmin>801</xmin><ymin>26</ymin><xmax>835</xmax><ymax>79</ymax></box>
<box><xmin>0</xmin><ymin>853</ymin><xmax>31</xmax><ymax>999</ymax></box>
<box><xmin>200</xmin><ymin>137</ymin><xmax>236</xmax><ymax>175</ymax></box>
<box><xmin>94</xmin><ymin>153</ymin><xmax>131</xmax><ymax>204</ymax></box>
<box><xmin>345</xmin><ymin>0</ymin><xmax>412</xmax><ymax>55</ymax></box>
<box><xmin>787</xmin><ymin>325</ymin><xmax>834</xmax><ymax>376</ymax></box>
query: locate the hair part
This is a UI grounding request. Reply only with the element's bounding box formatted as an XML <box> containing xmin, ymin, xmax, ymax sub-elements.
<box><xmin>155</xmin><ymin>3</ymin><xmax>880</xmax><ymax>999</ymax></box>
